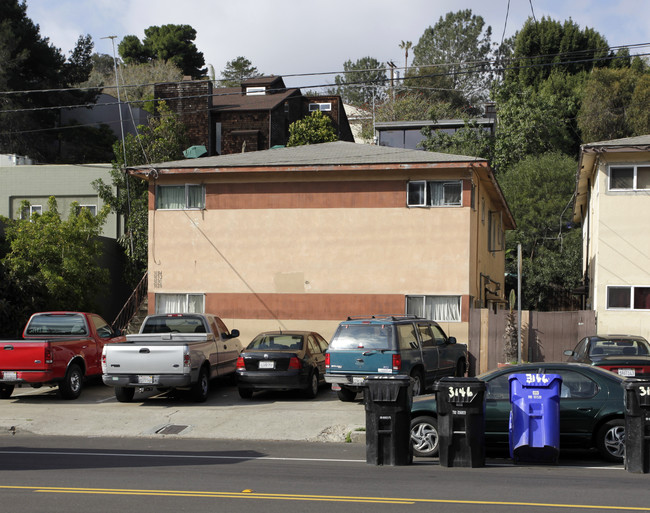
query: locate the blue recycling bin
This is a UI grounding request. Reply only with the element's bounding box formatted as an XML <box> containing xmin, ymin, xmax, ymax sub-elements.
<box><xmin>509</xmin><ymin>373</ymin><xmax>562</xmax><ymax>464</ymax></box>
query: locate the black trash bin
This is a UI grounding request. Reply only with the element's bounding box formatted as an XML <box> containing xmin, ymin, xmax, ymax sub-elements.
<box><xmin>364</xmin><ymin>375</ymin><xmax>413</xmax><ymax>466</ymax></box>
<box><xmin>623</xmin><ymin>378</ymin><xmax>650</xmax><ymax>473</ymax></box>
<box><xmin>435</xmin><ymin>376</ymin><xmax>486</xmax><ymax>468</ymax></box>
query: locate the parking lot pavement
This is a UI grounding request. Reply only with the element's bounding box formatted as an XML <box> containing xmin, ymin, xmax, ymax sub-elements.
<box><xmin>0</xmin><ymin>380</ymin><xmax>366</xmax><ymax>442</ymax></box>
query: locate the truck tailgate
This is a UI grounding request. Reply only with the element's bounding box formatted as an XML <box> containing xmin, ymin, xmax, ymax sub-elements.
<box><xmin>104</xmin><ymin>343</ymin><xmax>186</xmax><ymax>375</ymax></box>
<box><xmin>0</xmin><ymin>341</ymin><xmax>49</xmax><ymax>371</ymax></box>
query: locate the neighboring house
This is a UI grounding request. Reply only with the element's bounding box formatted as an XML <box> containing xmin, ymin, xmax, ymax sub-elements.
<box><xmin>0</xmin><ymin>163</ymin><xmax>120</xmax><ymax>238</ymax></box>
<box><xmin>128</xmin><ymin>141</ymin><xmax>514</xmax><ymax>345</ymax></box>
<box><xmin>61</xmin><ymin>93</ymin><xmax>151</xmax><ymax>140</ymax></box>
<box><xmin>155</xmin><ymin>76</ymin><xmax>354</xmax><ymax>155</ymax></box>
<box><xmin>375</xmin><ymin>117</ymin><xmax>496</xmax><ymax>150</ymax></box>
<box><xmin>574</xmin><ymin>135</ymin><xmax>650</xmax><ymax>339</ymax></box>
<box><xmin>0</xmin><ymin>163</ymin><xmax>129</xmax><ymax>321</ymax></box>
<box><xmin>344</xmin><ymin>104</ymin><xmax>373</xmax><ymax>144</ymax></box>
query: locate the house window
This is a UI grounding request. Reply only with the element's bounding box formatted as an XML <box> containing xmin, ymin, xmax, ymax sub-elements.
<box><xmin>607</xmin><ymin>286</ymin><xmax>650</xmax><ymax>310</ymax></box>
<box><xmin>488</xmin><ymin>210</ymin><xmax>504</xmax><ymax>252</ymax></box>
<box><xmin>406</xmin><ymin>295</ymin><xmax>461</xmax><ymax>322</ymax></box>
<box><xmin>155</xmin><ymin>293</ymin><xmax>205</xmax><ymax>313</ymax></box>
<box><xmin>20</xmin><ymin>204</ymin><xmax>42</xmax><ymax>220</ymax></box>
<box><xmin>309</xmin><ymin>103</ymin><xmax>332</xmax><ymax>112</ymax></box>
<box><xmin>609</xmin><ymin>165</ymin><xmax>650</xmax><ymax>190</ymax></box>
<box><xmin>246</xmin><ymin>87</ymin><xmax>266</xmax><ymax>96</ymax></box>
<box><xmin>407</xmin><ymin>180</ymin><xmax>462</xmax><ymax>207</ymax></box>
<box><xmin>76</xmin><ymin>204</ymin><xmax>97</xmax><ymax>216</ymax></box>
<box><xmin>156</xmin><ymin>184</ymin><xmax>205</xmax><ymax>210</ymax></box>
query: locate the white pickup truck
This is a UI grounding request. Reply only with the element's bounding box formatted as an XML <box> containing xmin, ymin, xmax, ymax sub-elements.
<box><xmin>101</xmin><ymin>313</ymin><xmax>243</xmax><ymax>402</ymax></box>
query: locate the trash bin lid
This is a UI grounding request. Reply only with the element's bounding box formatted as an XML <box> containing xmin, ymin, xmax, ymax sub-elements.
<box><xmin>509</xmin><ymin>373</ymin><xmax>562</xmax><ymax>388</ymax></box>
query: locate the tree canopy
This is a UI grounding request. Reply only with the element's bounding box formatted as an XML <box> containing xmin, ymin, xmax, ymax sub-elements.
<box><xmin>286</xmin><ymin>111</ymin><xmax>338</xmax><ymax>147</ymax></box>
<box><xmin>332</xmin><ymin>56</ymin><xmax>387</xmax><ymax>107</ymax></box>
<box><xmin>408</xmin><ymin>9</ymin><xmax>493</xmax><ymax>109</ymax></box>
<box><xmin>220</xmin><ymin>56</ymin><xmax>262</xmax><ymax>86</ymax></box>
<box><xmin>118</xmin><ymin>24</ymin><xmax>206</xmax><ymax>78</ymax></box>
<box><xmin>0</xmin><ymin>197</ymin><xmax>110</xmax><ymax>334</ymax></box>
<box><xmin>502</xmin><ymin>17</ymin><xmax>610</xmax><ymax>90</ymax></box>
<box><xmin>93</xmin><ymin>102</ymin><xmax>188</xmax><ymax>285</ymax></box>
<box><xmin>0</xmin><ymin>0</ymin><xmax>97</xmax><ymax>161</ymax></box>
<box><xmin>497</xmin><ymin>152</ymin><xmax>582</xmax><ymax>310</ymax></box>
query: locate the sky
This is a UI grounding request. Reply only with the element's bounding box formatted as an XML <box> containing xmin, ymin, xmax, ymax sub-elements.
<box><xmin>23</xmin><ymin>0</ymin><xmax>650</xmax><ymax>90</ymax></box>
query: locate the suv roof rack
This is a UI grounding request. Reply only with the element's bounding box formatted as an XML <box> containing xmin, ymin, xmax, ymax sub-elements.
<box><xmin>345</xmin><ymin>314</ymin><xmax>421</xmax><ymax>321</ymax></box>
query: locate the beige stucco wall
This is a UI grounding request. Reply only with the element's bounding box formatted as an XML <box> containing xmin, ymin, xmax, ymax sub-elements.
<box><xmin>589</xmin><ymin>154</ymin><xmax>650</xmax><ymax>338</ymax></box>
<box><xmin>146</xmin><ymin>164</ymin><xmax>510</xmax><ymax>346</ymax></box>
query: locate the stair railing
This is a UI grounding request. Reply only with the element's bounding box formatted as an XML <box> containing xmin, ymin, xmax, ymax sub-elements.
<box><xmin>112</xmin><ymin>272</ymin><xmax>148</xmax><ymax>333</ymax></box>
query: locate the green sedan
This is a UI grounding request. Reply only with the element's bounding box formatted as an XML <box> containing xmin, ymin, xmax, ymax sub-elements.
<box><xmin>410</xmin><ymin>362</ymin><xmax>626</xmax><ymax>462</ymax></box>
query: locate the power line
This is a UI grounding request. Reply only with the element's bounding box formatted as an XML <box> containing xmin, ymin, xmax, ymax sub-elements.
<box><xmin>1</xmin><ymin>41</ymin><xmax>649</xmax><ymax>98</ymax></box>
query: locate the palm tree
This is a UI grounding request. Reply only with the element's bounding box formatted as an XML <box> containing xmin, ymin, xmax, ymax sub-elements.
<box><xmin>399</xmin><ymin>40</ymin><xmax>412</xmax><ymax>72</ymax></box>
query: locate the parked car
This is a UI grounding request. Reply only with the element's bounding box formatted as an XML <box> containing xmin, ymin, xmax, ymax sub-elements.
<box><xmin>0</xmin><ymin>311</ymin><xmax>125</xmax><ymax>399</ymax></box>
<box><xmin>102</xmin><ymin>313</ymin><xmax>242</xmax><ymax>402</ymax></box>
<box><xmin>325</xmin><ymin>315</ymin><xmax>467</xmax><ymax>402</ymax></box>
<box><xmin>564</xmin><ymin>335</ymin><xmax>650</xmax><ymax>378</ymax></box>
<box><xmin>410</xmin><ymin>362</ymin><xmax>626</xmax><ymax>462</ymax></box>
<box><xmin>236</xmin><ymin>331</ymin><xmax>328</xmax><ymax>399</ymax></box>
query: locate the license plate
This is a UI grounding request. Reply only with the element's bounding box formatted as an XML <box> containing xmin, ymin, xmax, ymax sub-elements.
<box><xmin>352</xmin><ymin>376</ymin><xmax>365</xmax><ymax>385</ymax></box>
<box><xmin>138</xmin><ymin>375</ymin><xmax>154</xmax><ymax>384</ymax></box>
<box><xmin>2</xmin><ymin>371</ymin><xmax>16</xmax><ymax>380</ymax></box>
<box><xmin>258</xmin><ymin>361</ymin><xmax>275</xmax><ymax>369</ymax></box>
<box><xmin>618</xmin><ymin>368</ymin><xmax>636</xmax><ymax>377</ymax></box>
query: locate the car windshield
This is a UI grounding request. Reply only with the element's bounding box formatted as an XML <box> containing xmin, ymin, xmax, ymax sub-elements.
<box><xmin>589</xmin><ymin>339</ymin><xmax>650</xmax><ymax>357</ymax></box>
<box><xmin>25</xmin><ymin>313</ymin><xmax>87</xmax><ymax>336</ymax></box>
<box><xmin>329</xmin><ymin>324</ymin><xmax>394</xmax><ymax>350</ymax></box>
<box><xmin>141</xmin><ymin>315</ymin><xmax>206</xmax><ymax>334</ymax></box>
<box><xmin>247</xmin><ymin>334</ymin><xmax>303</xmax><ymax>351</ymax></box>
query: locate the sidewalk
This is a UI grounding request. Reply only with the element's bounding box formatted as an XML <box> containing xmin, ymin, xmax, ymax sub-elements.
<box><xmin>0</xmin><ymin>381</ymin><xmax>367</xmax><ymax>442</ymax></box>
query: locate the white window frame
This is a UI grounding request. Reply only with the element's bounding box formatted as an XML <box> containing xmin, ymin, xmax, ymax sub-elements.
<box><xmin>21</xmin><ymin>204</ymin><xmax>42</xmax><ymax>220</ymax></box>
<box><xmin>405</xmin><ymin>295</ymin><xmax>461</xmax><ymax>322</ymax></box>
<box><xmin>606</xmin><ymin>285</ymin><xmax>650</xmax><ymax>311</ymax></box>
<box><xmin>155</xmin><ymin>293</ymin><xmax>205</xmax><ymax>314</ymax></box>
<box><xmin>609</xmin><ymin>164</ymin><xmax>650</xmax><ymax>191</ymax></box>
<box><xmin>156</xmin><ymin>184</ymin><xmax>205</xmax><ymax>210</ymax></box>
<box><xmin>406</xmin><ymin>180</ymin><xmax>462</xmax><ymax>207</ymax></box>
<box><xmin>246</xmin><ymin>86</ymin><xmax>266</xmax><ymax>96</ymax></box>
<box><xmin>77</xmin><ymin>204</ymin><xmax>97</xmax><ymax>216</ymax></box>
<box><xmin>309</xmin><ymin>103</ymin><xmax>332</xmax><ymax>112</ymax></box>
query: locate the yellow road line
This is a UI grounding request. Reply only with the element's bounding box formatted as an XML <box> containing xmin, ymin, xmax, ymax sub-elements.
<box><xmin>0</xmin><ymin>485</ymin><xmax>647</xmax><ymax>510</ymax></box>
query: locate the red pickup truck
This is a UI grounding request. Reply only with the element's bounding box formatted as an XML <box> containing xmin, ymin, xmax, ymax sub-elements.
<box><xmin>0</xmin><ymin>311</ymin><xmax>125</xmax><ymax>399</ymax></box>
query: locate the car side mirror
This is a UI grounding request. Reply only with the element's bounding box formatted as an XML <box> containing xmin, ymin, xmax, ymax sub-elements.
<box><xmin>447</xmin><ymin>336</ymin><xmax>457</xmax><ymax>344</ymax></box>
<box><xmin>563</xmin><ymin>350</ymin><xmax>574</xmax><ymax>356</ymax></box>
<box><xmin>113</xmin><ymin>328</ymin><xmax>124</xmax><ymax>337</ymax></box>
<box><xmin>230</xmin><ymin>329</ymin><xmax>240</xmax><ymax>338</ymax></box>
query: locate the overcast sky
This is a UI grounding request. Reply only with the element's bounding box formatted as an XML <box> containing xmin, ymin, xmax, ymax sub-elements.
<box><xmin>24</xmin><ymin>0</ymin><xmax>650</xmax><ymax>90</ymax></box>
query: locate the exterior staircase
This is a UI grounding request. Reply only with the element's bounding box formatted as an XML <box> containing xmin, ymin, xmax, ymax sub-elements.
<box><xmin>112</xmin><ymin>272</ymin><xmax>149</xmax><ymax>334</ymax></box>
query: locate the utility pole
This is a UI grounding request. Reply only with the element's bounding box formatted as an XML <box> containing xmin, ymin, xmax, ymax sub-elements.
<box><xmin>102</xmin><ymin>35</ymin><xmax>133</xmax><ymax>257</ymax></box>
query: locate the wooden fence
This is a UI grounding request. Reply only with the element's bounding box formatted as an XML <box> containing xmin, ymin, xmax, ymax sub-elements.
<box><xmin>467</xmin><ymin>309</ymin><xmax>597</xmax><ymax>376</ymax></box>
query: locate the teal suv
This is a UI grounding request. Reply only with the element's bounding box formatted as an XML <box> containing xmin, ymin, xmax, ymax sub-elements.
<box><xmin>324</xmin><ymin>315</ymin><xmax>468</xmax><ymax>402</ymax></box>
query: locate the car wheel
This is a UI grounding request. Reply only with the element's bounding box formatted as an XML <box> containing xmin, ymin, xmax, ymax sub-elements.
<box><xmin>0</xmin><ymin>385</ymin><xmax>14</xmax><ymax>399</ymax></box>
<box><xmin>411</xmin><ymin>370</ymin><xmax>424</xmax><ymax>396</ymax></box>
<box><xmin>115</xmin><ymin>387</ymin><xmax>135</xmax><ymax>403</ymax></box>
<box><xmin>191</xmin><ymin>366</ymin><xmax>210</xmax><ymax>402</ymax></box>
<box><xmin>410</xmin><ymin>415</ymin><xmax>439</xmax><ymax>457</ymax></box>
<box><xmin>596</xmin><ymin>419</ymin><xmax>625</xmax><ymax>463</ymax></box>
<box><xmin>456</xmin><ymin>359</ymin><xmax>466</xmax><ymax>377</ymax></box>
<box><xmin>337</xmin><ymin>387</ymin><xmax>357</xmax><ymax>402</ymax></box>
<box><xmin>238</xmin><ymin>387</ymin><xmax>253</xmax><ymax>399</ymax></box>
<box><xmin>303</xmin><ymin>371</ymin><xmax>319</xmax><ymax>399</ymax></box>
<box><xmin>59</xmin><ymin>364</ymin><xmax>83</xmax><ymax>400</ymax></box>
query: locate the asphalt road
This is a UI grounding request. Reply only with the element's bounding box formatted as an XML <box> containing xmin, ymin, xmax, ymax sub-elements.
<box><xmin>0</xmin><ymin>435</ymin><xmax>645</xmax><ymax>513</ymax></box>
